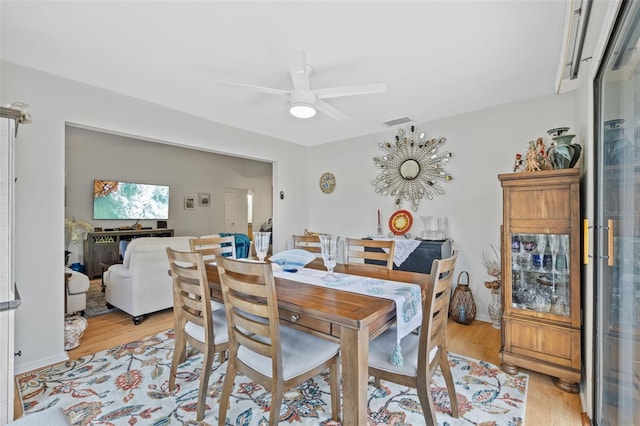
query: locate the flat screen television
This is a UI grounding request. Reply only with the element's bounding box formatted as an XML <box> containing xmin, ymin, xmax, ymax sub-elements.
<box><xmin>93</xmin><ymin>179</ymin><xmax>170</xmax><ymax>220</ymax></box>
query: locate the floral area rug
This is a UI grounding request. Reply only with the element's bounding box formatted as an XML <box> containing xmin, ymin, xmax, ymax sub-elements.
<box><xmin>84</xmin><ymin>279</ymin><xmax>117</xmax><ymax>317</ymax></box>
<box><xmin>17</xmin><ymin>329</ymin><xmax>528</xmax><ymax>425</ymax></box>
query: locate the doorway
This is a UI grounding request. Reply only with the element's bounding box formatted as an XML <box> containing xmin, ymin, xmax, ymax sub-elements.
<box><xmin>223</xmin><ymin>189</ymin><xmax>247</xmax><ymax>234</ymax></box>
<box><xmin>225</xmin><ymin>187</ymin><xmax>272</xmax><ymax>239</ymax></box>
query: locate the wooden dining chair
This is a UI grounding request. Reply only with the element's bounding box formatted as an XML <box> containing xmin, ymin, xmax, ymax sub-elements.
<box><xmin>292</xmin><ymin>234</ymin><xmax>323</xmax><ymax>257</ymax></box>
<box><xmin>189</xmin><ymin>235</ymin><xmax>236</xmax><ymax>263</ymax></box>
<box><xmin>216</xmin><ymin>256</ymin><xmax>341</xmax><ymax>425</ymax></box>
<box><xmin>166</xmin><ymin>247</ymin><xmax>229</xmax><ymax>422</ymax></box>
<box><xmin>345</xmin><ymin>237</ymin><xmax>396</xmax><ymax>269</ymax></box>
<box><xmin>368</xmin><ymin>251</ymin><xmax>459</xmax><ymax>425</ymax></box>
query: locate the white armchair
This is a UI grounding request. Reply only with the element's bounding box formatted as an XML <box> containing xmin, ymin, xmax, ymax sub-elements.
<box><xmin>104</xmin><ymin>236</ymin><xmax>194</xmax><ymax>324</ymax></box>
<box><xmin>64</xmin><ymin>268</ymin><xmax>90</xmax><ymax>315</ymax></box>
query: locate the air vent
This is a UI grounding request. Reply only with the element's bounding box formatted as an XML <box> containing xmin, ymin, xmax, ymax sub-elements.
<box><xmin>382</xmin><ymin>116</ymin><xmax>412</xmax><ymax>127</ymax></box>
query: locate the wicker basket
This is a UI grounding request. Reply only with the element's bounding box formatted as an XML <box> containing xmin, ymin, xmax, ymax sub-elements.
<box><xmin>449</xmin><ymin>271</ymin><xmax>476</xmax><ymax>325</ymax></box>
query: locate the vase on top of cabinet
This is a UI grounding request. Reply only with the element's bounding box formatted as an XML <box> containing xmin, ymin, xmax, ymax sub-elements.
<box><xmin>547</xmin><ymin>133</ymin><xmax>582</xmax><ymax>169</ymax></box>
<box><xmin>498</xmin><ymin>168</ymin><xmax>581</xmax><ymax>393</ymax></box>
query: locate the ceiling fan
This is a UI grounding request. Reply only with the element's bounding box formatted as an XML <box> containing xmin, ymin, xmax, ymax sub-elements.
<box><xmin>217</xmin><ymin>49</ymin><xmax>386</xmax><ymax>121</ymax></box>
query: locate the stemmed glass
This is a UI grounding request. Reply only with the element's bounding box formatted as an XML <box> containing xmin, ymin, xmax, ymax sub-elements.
<box><xmin>559</xmin><ymin>234</ymin><xmax>570</xmax><ymax>273</ymax></box>
<box><xmin>548</xmin><ymin>234</ymin><xmax>560</xmax><ymax>273</ymax></box>
<box><xmin>534</xmin><ymin>234</ymin><xmax>547</xmax><ymax>272</ymax></box>
<box><xmin>419</xmin><ymin>216</ymin><xmax>429</xmax><ymax>239</ymax></box>
<box><xmin>521</xmin><ymin>234</ymin><xmax>537</xmax><ymax>270</ymax></box>
<box><xmin>511</xmin><ymin>235</ymin><xmax>521</xmax><ymax>271</ymax></box>
<box><xmin>253</xmin><ymin>231</ymin><xmax>271</xmax><ymax>262</ymax></box>
<box><xmin>547</xmin><ymin>234</ymin><xmax>560</xmax><ymax>295</ymax></box>
<box><xmin>319</xmin><ymin>234</ymin><xmax>340</xmax><ymax>280</ymax></box>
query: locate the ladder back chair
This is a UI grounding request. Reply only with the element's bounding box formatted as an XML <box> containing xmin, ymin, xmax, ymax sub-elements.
<box><xmin>292</xmin><ymin>234</ymin><xmax>322</xmax><ymax>258</ymax></box>
<box><xmin>368</xmin><ymin>250</ymin><xmax>459</xmax><ymax>425</ymax></box>
<box><xmin>216</xmin><ymin>256</ymin><xmax>341</xmax><ymax>425</ymax></box>
<box><xmin>166</xmin><ymin>247</ymin><xmax>229</xmax><ymax>422</ymax></box>
<box><xmin>189</xmin><ymin>235</ymin><xmax>236</xmax><ymax>263</ymax></box>
<box><xmin>345</xmin><ymin>237</ymin><xmax>396</xmax><ymax>270</ymax></box>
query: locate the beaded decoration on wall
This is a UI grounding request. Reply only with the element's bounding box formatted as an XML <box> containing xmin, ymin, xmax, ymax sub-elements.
<box><xmin>371</xmin><ymin>125</ymin><xmax>453</xmax><ymax>211</ymax></box>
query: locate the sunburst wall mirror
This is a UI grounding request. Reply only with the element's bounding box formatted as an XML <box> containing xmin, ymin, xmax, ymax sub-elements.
<box><xmin>372</xmin><ymin>125</ymin><xmax>453</xmax><ymax>211</ymax></box>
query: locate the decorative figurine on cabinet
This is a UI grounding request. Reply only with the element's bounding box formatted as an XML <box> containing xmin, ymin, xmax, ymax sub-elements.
<box><xmin>513</xmin><ymin>153</ymin><xmax>524</xmax><ymax>172</ymax></box>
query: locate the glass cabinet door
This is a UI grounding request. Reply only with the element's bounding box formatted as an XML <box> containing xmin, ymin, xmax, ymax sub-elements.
<box><xmin>510</xmin><ymin>232</ymin><xmax>570</xmax><ymax>316</ymax></box>
<box><xmin>594</xmin><ymin>1</ymin><xmax>640</xmax><ymax>423</ymax></box>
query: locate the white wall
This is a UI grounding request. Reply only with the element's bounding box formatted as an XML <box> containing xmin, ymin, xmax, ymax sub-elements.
<box><xmin>570</xmin><ymin>61</ymin><xmax>595</xmax><ymax>419</ymax></box>
<box><xmin>1</xmin><ymin>60</ymin><xmax>310</xmax><ymax>372</ymax></box>
<box><xmin>64</xmin><ymin>126</ymin><xmax>273</xmax><ymax>265</ymax></box>
<box><xmin>308</xmin><ymin>92</ymin><xmax>577</xmax><ymax>323</ymax></box>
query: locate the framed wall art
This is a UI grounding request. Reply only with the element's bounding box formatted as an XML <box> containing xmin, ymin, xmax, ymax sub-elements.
<box><xmin>184</xmin><ymin>196</ymin><xmax>196</xmax><ymax>210</ymax></box>
<box><xmin>198</xmin><ymin>192</ymin><xmax>210</xmax><ymax>207</ymax></box>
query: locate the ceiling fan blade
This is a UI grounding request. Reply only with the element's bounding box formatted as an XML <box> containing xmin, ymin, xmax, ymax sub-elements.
<box><xmin>287</xmin><ymin>49</ymin><xmax>310</xmax><ymax>91</ymax></box>
<box><xmin>316</xmin><ymin>100</ymin><xmax>348</xmax><ymax>121</ymax></box>
<box><xmin>315</xmin><ymin>83</ymin><xmax>386</xmax><ymax>99</ymax></box>
<box><xmin>217</xmin><ymin>80</ymin><xmax>290</xmax><ymax>96</ymax></box>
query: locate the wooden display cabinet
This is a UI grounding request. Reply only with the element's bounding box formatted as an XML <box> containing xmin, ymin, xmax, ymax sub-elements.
<box><xmin>498</xmin><ymin>169</ymin><xmax>581</xmax><ymax>392</ymax></box>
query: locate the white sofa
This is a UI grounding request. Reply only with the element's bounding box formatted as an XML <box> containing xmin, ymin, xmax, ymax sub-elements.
<box><xmin>65</xmin><ymin>267</ymin><xmax>90</xmax><ymax>315</ymax></box>
<box><xmin>104</xmin><ymin>236</ymin><xmax>194</xmax><ymax>324</ymax></box>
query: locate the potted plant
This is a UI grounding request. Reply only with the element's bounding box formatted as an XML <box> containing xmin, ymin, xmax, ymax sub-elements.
<box><xmin>65</xmin><ymin>217</ymin><xmax>92</xmax><ymax>265</ymax></box>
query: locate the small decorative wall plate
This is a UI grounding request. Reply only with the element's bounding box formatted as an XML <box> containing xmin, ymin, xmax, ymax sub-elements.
<box><xmin>389</xmin><ymin>209</ymin><xmax>413</xmax><ymax>235</ymax></box>
<box><xmin>319</xmin><ymin>172</ymin><xmax>336</xmax><ymax>194</ymax></box>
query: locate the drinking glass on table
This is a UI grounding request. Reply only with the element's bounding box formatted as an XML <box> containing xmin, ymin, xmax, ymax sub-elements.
<box><xmin>319</xmin><ymin>234</ymin><xmax>340</xmax><ymax>280</ymax></box>
<box><xmin>253</xmin><ymin>231</ymin><xmax>271</xmax><ymax>262</ymax></box>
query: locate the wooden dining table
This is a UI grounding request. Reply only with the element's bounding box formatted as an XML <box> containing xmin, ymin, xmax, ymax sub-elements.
<box><xmin>205</xmin><ymin>258</ymin><xmax>431</xmax><ymax>425</ymax></box>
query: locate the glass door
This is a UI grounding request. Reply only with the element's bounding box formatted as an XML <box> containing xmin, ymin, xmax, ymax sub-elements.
<box><xmin>595</xmin><ymin>1</ymin><xmax>640</xmax><ymax>424</ymax></box>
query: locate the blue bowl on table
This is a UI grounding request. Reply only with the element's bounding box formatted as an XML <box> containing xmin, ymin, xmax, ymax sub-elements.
<box><xmin>270</xmin><ymin>249</ymin><xmax>316</xmax><ymax>272</ymax></box>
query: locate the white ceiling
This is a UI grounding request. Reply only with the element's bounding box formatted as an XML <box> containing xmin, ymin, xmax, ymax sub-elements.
<box><xmin>0</xmin><ymin>1</ymin><xmax>570</xmax><ymax>147</ymax></box>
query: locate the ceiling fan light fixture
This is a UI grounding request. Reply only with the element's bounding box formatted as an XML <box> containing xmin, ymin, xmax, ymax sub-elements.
<box><xmin>290</xmin><ymin>102</ymin><xmax>316</xmax><ymax>119</ymax></box>
<box><xmin>219</xmin><ymin>49</ymin><xmax>385</xmax><ymax>120</ymax></box>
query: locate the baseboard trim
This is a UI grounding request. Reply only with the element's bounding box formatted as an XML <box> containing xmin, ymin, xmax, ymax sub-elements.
<box><xmin>14</xmin><ymin>351</ymin><xmax>68</xmax><ymax>375</ymax></box>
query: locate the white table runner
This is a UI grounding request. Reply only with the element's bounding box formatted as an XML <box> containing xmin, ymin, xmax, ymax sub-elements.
<box><xmin>273</xmin><ymin>267</ymin><xmax>422</xmax><ymax>365</ymax></box>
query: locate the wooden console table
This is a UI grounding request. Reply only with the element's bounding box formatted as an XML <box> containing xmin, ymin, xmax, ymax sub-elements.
<box><xmin>83</xmin><ymin>229</ymin><xmax>174</xmax><ymax>278</ymax></box>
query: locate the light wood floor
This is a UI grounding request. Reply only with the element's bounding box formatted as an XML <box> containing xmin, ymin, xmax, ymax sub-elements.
<box><xmin>66</xmin><ymin>310</ymin><xmax>585</xmax><ymax>425</ymax></box>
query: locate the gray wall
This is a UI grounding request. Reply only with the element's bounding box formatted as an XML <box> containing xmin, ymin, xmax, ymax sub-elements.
<box><xmin>65</xmin><ymin>126</ymin><xmax>273</xmax><ymax>265</ymax></box>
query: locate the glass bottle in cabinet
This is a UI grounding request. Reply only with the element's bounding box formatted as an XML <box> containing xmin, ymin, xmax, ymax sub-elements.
<box><xmin>510</xmin><ymin>232</ymin><xmax>570</xmax><ymax>316</ymax></box>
